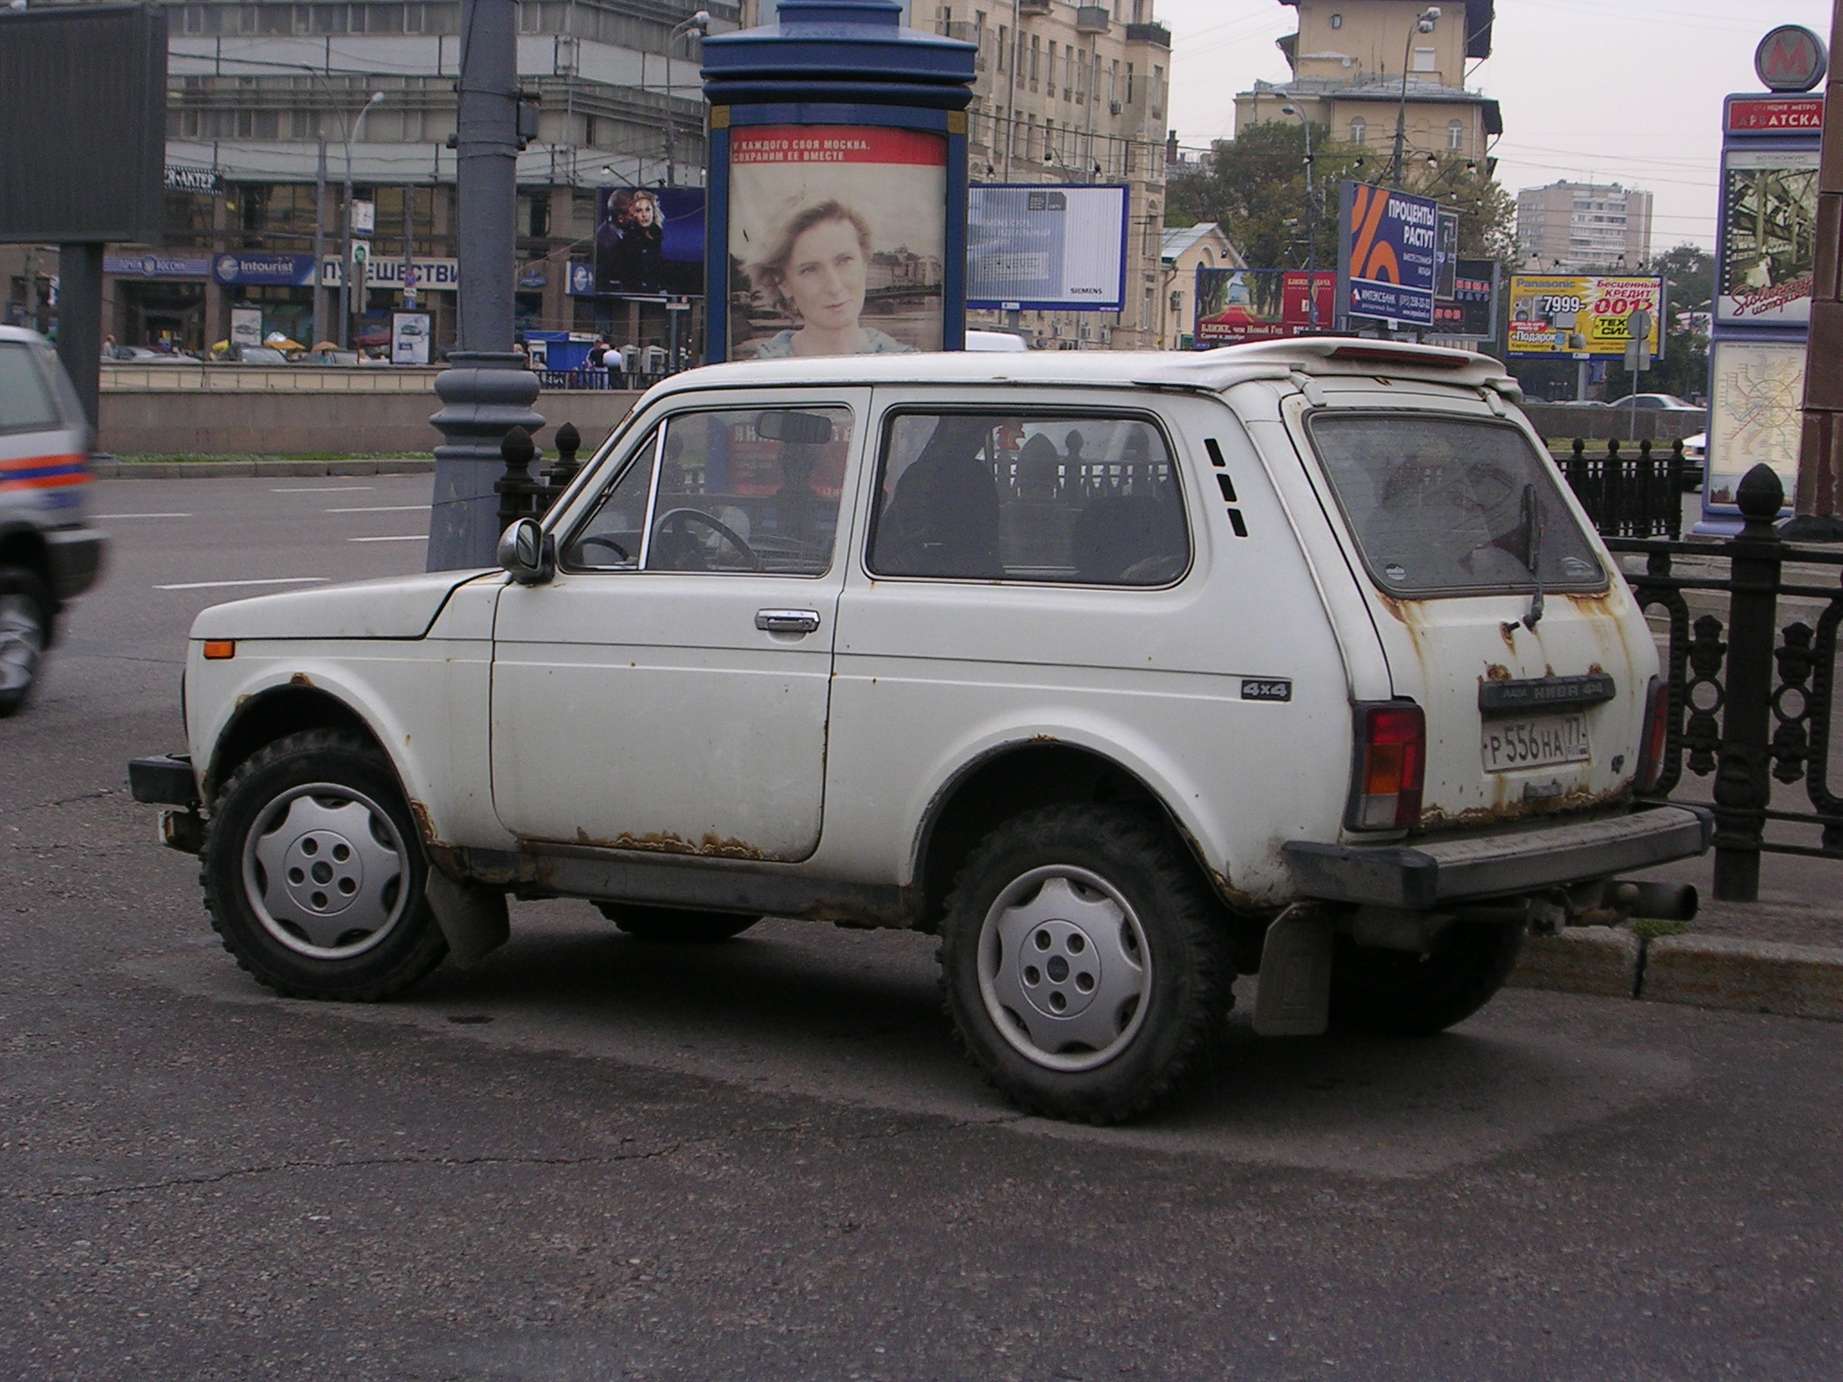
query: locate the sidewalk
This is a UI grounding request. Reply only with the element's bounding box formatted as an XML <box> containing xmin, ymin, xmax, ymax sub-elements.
<box><xmin>1509</xmin><ymin>854</ymin><xmax>1843</xmax><ymax>1023</ymax></box>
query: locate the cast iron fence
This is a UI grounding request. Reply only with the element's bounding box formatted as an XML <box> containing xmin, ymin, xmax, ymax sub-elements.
<box><xmin>1562</xmin><ymin>436</ymin><xmax>1690</xmax><ymax>540</ymax></box>
<box><xmin>495</xmin><ymin>425</ymin><xmax>1840</xmax><ymax>903</ymax></box>
<box><xmin>1608</xmin><ymin>465</ymin><xmax>1843</xmax><ymax>899</ymax></box>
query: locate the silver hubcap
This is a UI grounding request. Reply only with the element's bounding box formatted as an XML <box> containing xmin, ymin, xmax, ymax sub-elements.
<box><xmin>976</xmin><ymin>866</ymin><xmax>1152</xmax><ymax>1073</ymax></box>
<box><xmin>0</xmin><ymin>593</ymin><xmax>43</xmax><ymax>696</ymax></box>
<box><xmin>241</xmin><ymin>783</ymin><xmax>410</xmax><ymax>959</ymax></box>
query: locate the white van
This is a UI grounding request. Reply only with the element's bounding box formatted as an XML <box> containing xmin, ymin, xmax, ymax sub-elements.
<box><xmin>0</xmin><ymin>325</ymin><xmax>106</xmax><ymax>715</ymax></box>
<box><xmin>132</xmin><ymin>339</ymin><xmax>1708</xmax><ymax>1123</ymax></box>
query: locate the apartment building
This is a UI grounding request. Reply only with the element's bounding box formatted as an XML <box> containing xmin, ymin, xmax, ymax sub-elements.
<box><xmin>1515</xmin><ymin>181</ymin><xmax>1656</xmax><ymax>274</ymax></box>
<box><xmin>945</xmin><ymin>1</ymin><xmax>1175</xmax><ymax>350</ymax></box>
<box><xmin>1234</xmin><ymin>0</ymin><xmax>1501</xmax><ymax>172</ymax></box>
<box><xmin>2</xmin><ymin>0</ymin><xmax>739</xmax><ymax>354</ymax></box>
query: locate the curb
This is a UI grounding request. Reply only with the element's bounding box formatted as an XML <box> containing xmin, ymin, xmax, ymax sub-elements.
<box><xmin>1509</xmin><ymin>927</ymin><xmax>1843</xmax><ymax>1022</ymax></box>
<box><xmin>92</xmin><ymin>458</ymin><xmax>436</xmax><ymax>479</ymax></box>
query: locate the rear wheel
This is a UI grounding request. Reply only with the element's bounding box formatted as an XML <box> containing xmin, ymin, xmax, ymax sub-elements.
<box><xmin>202</xmin><ymin>729</ymin><xmax>447</xmax><ymax>1000</ymax></box>
<box><xmin>596</xmin><ymin>903</ymin><xmax>760</xmax><ymax>944</ymax></box>
<box><xmin>0</xmin><ymin>566</ymin><xmax>50</xmax><ymax>718</ymax></box>
<box><xmin>938</xmin><ymin>804</ymin><xmax>1233</xmax><ymax>1124</ymax></box>
<box><xmin>1327</xmin><ymin>920</ymin><xmax>1525</xmax><ymax>1037</ymax></box>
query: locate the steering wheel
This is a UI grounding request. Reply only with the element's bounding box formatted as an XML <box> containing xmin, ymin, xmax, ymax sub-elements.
<box><xmin>651</xmin><ymin>507</ymin><xmax>761</xmax><ymax>572</ymax></box>
<box><xmin>575</xmin><ymin>533</ymin><xmax>632</xmax><ymax>564</ymax></box>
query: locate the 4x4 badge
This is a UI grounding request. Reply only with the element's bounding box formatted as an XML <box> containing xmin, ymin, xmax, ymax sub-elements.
<box><xmin>1241</xmin><ymin>679</ymin><xmax>1293</xmax><ymax>703</ymax></box>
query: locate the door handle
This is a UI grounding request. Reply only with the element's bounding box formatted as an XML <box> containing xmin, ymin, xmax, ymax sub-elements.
<box><xmin>755</xmin><ymin>608</ymin><xmax>821</xmax><ymax>634</ymax></box>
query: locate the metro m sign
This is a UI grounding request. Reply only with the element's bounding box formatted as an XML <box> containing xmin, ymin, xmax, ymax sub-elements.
<box><xmin>1754</xmin><ymin>24</ymin><xmax>1828</xmax><ymax>94</ymax></box>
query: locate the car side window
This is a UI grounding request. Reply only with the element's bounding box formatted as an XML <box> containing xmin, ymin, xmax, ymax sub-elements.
<box><xmin>562</xmin><ymin>426</ymin><xmax>659</xmax><ymax>570</ymax></box>
<box><xmin>866</xmin><ymin>411</ymin><xmax>1189</xmax><ymax>586</ymax></box>
<box><xmin>0</xmin><ymin>343</ymin><xmax>62</xmax><ymax>433</ymax></box>
<box><xmin>644</xmin><ymin>407</ymin><xmax>853</xmax><ymax>576</ymax></box>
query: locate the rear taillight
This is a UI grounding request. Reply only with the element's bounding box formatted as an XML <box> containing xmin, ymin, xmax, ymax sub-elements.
<box><xmin>1348</xmin><ymin>702</ymin><xmax>1426</xmax><ymax>831</ymax></box>
<box><xmin>1637</xmin><ymin>676</ymin><xmax>1670</xmax><ymax>793</ymax></box>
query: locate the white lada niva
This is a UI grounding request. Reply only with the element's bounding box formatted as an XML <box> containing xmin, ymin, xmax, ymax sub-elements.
<box><xmin>133</xmin><ymin>340</ymin><xmax>1709</xmax><ymax>1123</ymax></box>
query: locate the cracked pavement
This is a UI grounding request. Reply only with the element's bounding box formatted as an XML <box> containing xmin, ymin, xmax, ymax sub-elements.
<box><xmin>2</xmin><ymin>477</ymin><xmax>1840</xmax><ymax>1379</ymax></box>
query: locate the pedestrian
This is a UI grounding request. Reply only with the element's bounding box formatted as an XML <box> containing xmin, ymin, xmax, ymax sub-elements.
<box><xmin>102</xmin><ymin>333</ymin><xmax>118</xmax><ymax>360</ymax></box>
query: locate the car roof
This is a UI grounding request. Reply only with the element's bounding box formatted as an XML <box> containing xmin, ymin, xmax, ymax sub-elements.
<box><xmin>651</xmin><ymin>337</ymin><xmax>1519</xmax><ymax>400</ymax></box>
<box><xmin>0</xmin><ymin>324</ymin><xmax>49</xmax><ymax>345</ymax></box>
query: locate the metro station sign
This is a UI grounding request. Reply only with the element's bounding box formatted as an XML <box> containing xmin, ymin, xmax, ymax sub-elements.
<box><xmin>1754</xmin><ymin>24</ymin><xmax>1828</xmax><ymax>93</ymax></box>
<box><xmin>1727</xmin><ymin>95</ymin><xmax>1826</xmax><ymax>134</ymax></box>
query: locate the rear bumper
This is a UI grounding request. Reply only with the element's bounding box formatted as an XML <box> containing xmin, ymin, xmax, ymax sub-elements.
<box><xmin>45</xmin><ymin>525</ymin><xmax>107</xmax><ymax>601</ymax></box>
<box><xmin>1283</xmin><ymin>806</ymin><xmax>1714</xmax><ymax>909</ymax></box>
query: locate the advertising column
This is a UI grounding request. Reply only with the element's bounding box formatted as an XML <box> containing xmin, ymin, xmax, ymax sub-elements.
<box><xmin>1699</xmin><ymin>25</ymin><xmax>1827</xmax><ymax>533</ymax></box>
<box><xmin>700</xmin><ymin>0</ymin><xmax>976</xmax><ymax>365</ymax></box>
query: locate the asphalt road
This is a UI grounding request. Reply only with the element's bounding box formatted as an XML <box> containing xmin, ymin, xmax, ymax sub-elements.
<box><xmin>3</xmin><ymin>476</ymin><xmax>1840</xmax><ymax>1380</ymax></box>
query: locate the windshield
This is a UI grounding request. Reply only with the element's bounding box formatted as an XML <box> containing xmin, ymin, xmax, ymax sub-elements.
<box><xmin>1306</xmin><ymin>412</ymin><xmax>1606</xmax><ymax>597</ymax></box>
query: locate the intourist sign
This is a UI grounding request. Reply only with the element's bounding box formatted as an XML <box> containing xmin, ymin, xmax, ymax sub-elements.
<box><xmin>213</xmin><ymin>253</ymin><xmax>316</xmax><ymax>287</ymax></box>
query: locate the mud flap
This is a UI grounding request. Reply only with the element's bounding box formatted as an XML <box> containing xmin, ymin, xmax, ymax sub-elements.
<box><xmin>424</xmin><ymin>870</ymin><xmax>510</xmax><ymax>968</ymax></box>
<box><xmin>1253</xmin><ymin>903</ymin><xmax>1333</xmax><ymax>1037</ymax></box>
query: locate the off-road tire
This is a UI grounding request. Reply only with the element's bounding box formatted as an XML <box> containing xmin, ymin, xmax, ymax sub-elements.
<box><xmin>596</xmin><ymin>903</ymin><xmax>759</xmax><ymax>944</ymax></box>
<box><xmin>201</xmin><ymin>729</ymin><xmax>448</xmax><ymax>1000</ymax></box>
<box><xmin>1328</xmin><ymin>920</ymin><xmax>1525</xmax><ymax>1037</ymax></box>
<box><xmin>938</xmin><ymin>804</ymin><xmax>1233</xmax><ymax>1125</ymax></box>
<box><xmin>0</xmin><ymin>565</ymin><xmax>51</xmax><ymax>718</ymax></box>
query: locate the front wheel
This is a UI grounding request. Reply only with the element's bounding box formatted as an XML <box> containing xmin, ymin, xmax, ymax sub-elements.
<box><xmin>201</xmin><ymin>729</ymin><xmax>448</xmax><ymax>1000</ymax></box>
<box><xmin>0</xmin><ymin>566</ymin><xmax>50</xmax><ymax>718</ymax></box>
<box><xmin>938</xmin><ymin>804</ymin><xmax>1233</xmax><ymax>1124</ymax></box>
<box><xmin>1327</xmin><ymin>920</ymin><xmax>1525</xmax><ymax>1037</ymax></box>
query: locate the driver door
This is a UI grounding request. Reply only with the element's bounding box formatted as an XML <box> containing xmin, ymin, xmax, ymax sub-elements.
<box><xmin>490</xmin><ymin>391</ymin><xmax>869</xmax><ymax>861</ymax></box>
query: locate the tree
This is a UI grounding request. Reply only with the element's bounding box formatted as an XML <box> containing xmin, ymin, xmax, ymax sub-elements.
<box><xmin>1653</xmin><ymin>242</ymin><xmax>1716</xmax><ymax>317</ymax></box>
<box><xmin>1166</xmin><ymin>121</ymin><xmax>1517</xmax><ymax>271</ymax></box>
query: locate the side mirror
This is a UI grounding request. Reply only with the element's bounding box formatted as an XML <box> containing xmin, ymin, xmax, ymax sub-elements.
<box><xmin>497</xmin><ymin>517</ymin><xmax>556</xmax><ymax>585</ymax></box>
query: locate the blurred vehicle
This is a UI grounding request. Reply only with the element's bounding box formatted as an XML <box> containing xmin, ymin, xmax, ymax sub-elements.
<box><xmin>103</xmin><ymin>345</ymin><xmax>199</xmax><ymax>365</ymax></box>
<box><xmin>966</xmin><ymin>329</ymin><xmax>1030</xmax><ymax>353</ymax></box>
<box><xmin>1615</xmin><ymin>393</ymin><xmax>1700</xmax><ymax>413</ymax></box>
<box><xmin>304</xmin><ymin>350</ymin><xmax>361</xmax><ymax>366</ymax></box>
<box><xmin>234</xmin><ymin>346</ymin><xmax>291</xmax><ymax>366</ymax></box>
<box><xmin>0</xmin><ymin>325</ymin><xmax>106</xmax><ymax>715</ymax></box>
<box><xmin>1678</xmin><ymin>432</ymin><xmax>1707</xmax><ymax>493</ymax></box>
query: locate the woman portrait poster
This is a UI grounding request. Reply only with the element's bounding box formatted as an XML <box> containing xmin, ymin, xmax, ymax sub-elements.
<box><xmin>729</xmin><ymin>125</ymin><xmax>947</xmax><ymax>359</ymax></box>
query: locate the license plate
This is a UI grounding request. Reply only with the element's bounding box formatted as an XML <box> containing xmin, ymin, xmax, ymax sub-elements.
<box><xmin>1482</xmin><ymin>714</ymin><xmax>1591</xmax><ymax>772</ymax></box>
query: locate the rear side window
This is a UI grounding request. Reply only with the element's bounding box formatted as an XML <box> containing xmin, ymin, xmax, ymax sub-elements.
<box><xmin>1306</xmin><ymin>413</ymin><xmax>1606</xmax><ymax>595</ymax></box>
<box><xmin>0</xmin><ymin>343</ymin><xmax>62</xmax><ymax>433</ymax></box>
<box><xmin>867</xmin><ymin>411</ymin><xmax>1188</xmax><ymax>586</ymax></box>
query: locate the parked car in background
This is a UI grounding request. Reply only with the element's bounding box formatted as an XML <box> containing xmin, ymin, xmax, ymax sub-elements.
<box><xmin>103</xmin><ymin>345</ymin><xmax>199</xmax><ymax>365</ymax></box>
<box><xmin>1678</xmin><ymin>432</ymin><xmax>1707</xmax><ymax>492</ymax></box>
<box><xmin>966</xmin><ymin>329</ymin><xmax>1030</xmax><ymax>353</ymax></box>
<box><xmin>231</xmin><ymin>346</ymin><xmax>291</xmax><ymax>366</ymax></box>
<box><xmin>131</xmin><ymin>339</ymin><xmax>1711</xmax><ymax>1123</ymax></box>
<box><xmin>1615</xmin><ymin>393</ymin><xmax>1700</xmax><ymax>413</ymax></box>
<box><xmin>0</xmin><ymin>325</ymin><xmax>107</xmax><ymax>715</ymax></box>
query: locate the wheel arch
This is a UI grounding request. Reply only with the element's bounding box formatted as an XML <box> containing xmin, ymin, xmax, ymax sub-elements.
<box><xmin>909</xmin><ymin>738</ymin><xmax>1237</xmax><ymax>932</ymax></box>
<box><xmin>0</xmin><ymin>522</ymin><xmax>56</xmax><ymax>637</ymax></box>
<box><xmin>206</xmin><ymin>684</ymin><xmax>396</xmax><ymax>809</ymax></box>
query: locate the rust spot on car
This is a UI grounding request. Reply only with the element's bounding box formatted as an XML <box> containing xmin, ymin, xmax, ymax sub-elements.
<box><xmin>1417</xmin><ymin>779</ymin><xmax>1636</xmax><ymax>832</ymax></box>
<box><xmin>289</xmin><ymin>672</ymin><xmax>313</xmax><ymax>688</ymax></box>
<box><xmin>1497</xmin><ymin>621</ymin><xmax>1519</xmax><ymax>651</ymax></box>
<box><xmin>1028</xmin><ymin>734</ymin><xmax>1059</xmax><ymax>744</ymax></box>
<box><xmin>407</xmin><ymin>799</ymin><xmax>449</xmax><ymax>859</ymax></box>
<box><xmin>1587</xmin><ymin>663</ymin><xmax>1604</xmax><ymax>675</ymax></box>
<box><xmin>1483</xmin><ymin>664</ymin><xmax>1512</xmax><ymax>682</ymax></box>
<box><xmin>568</xmin><ymin>828</ymin><xmax>768</xmax><ymax>862</ymax></box>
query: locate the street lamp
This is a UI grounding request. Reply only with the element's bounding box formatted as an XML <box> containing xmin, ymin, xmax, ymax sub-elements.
<box><xmin>1280</xmin><ymin>99</ymin><xmax>1319</xmax><ymax>330</ymax></box>
<box><xmin>1387</xmin><ymin>5</ymin><xmax>1440</xmax><ymax>188</ymax></box>
<box><xmin>338</xmin><ymin>90</ymin><xmax>386</xmax><ymax>350</ymax></box>
<box><xmin>664</xmin><ymin>9</ymin><xmax>711</xmax><ymax>188</ymax></box>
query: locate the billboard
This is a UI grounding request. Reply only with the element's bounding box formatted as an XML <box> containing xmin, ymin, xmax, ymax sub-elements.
<box><xmin>966</xmin><ymin>184</ymin><xmax>1130</xmax><ymax>312</ymax></box>
<box><xmin>593</xmin><ymin>187</ymin><xmax>707</xmax><ymax>298</ymax></box>
<box><xmin>0</xmin><ymin>6</ymin><xmax>166</xmax><ymax>244</ymax></box>
<box><xmin>1718</xmin><ymin>147</ymin><xmax>1819</xmax><ymax>326</ymax></box>
<box><xmin>1505</xmin><ymin>275</ymin><xmax>1665</xmax><ymax>358</ymax></box>
<box><xmin>727</xmin><ymin>125</ymin><xmax>946</xmax><ymax>360</ymax></box>
<box><xmin>1336</xmin><ymin>182</ymin><xmax>1439</xmax><ymax>326</ymax></box>
<box><xmin>1430</xmin><ymin>258</ymin><xmax>1499</xmax><ymax>339</ymax></box>
<box><xmin>1194</xmin><ymin>269</ymin><xmax>1334</xmax><ymax>346</ymax></box>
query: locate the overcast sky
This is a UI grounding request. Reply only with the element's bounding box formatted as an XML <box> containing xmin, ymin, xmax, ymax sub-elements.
<box><xmin>1156</xmin><ymin>0</ymin><xmax>1835</xmax><ymax>256</ymax></box>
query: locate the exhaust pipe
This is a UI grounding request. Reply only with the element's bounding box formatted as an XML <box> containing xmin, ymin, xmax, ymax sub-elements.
<box><xmin>1605</xmin><ymin>880</ymin><xmax>1699</xmax><ymax>922</ymax></box>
